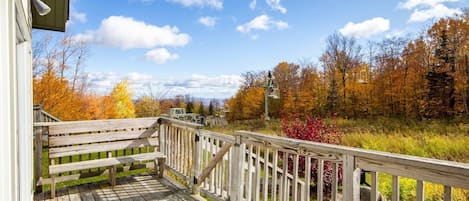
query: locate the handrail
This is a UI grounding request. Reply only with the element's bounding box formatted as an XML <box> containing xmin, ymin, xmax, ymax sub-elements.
<box><xmin>40</xmin><ymin>110</ymin><xmax>61</xmax><ymax>122</ymax></box>
<box><xmin>237</xmin><ymin>130</ymin><xmax>469</xmax><ymax>189</ymax></box>
<box><xmin>158</xmin><ymin>116</ymin><xmax>204</xmax><ymax>129</ymax></box>
<box><xmin>33</xmin><ymin>105</ymin><xmax>61</xmax><ymax>122</ymax></box>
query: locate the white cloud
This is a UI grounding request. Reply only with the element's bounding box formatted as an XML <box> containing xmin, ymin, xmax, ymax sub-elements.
<box><xmin>86</xmin><ymin>72</ymin><xmax>241</xmax><ymax>99</ymax></box>
<box><xmin>266</xmin><ymin>0</ymin><xmax>287</xmax><ymax>14</ymax></box>
<box><xmin>408</xmin><ymin>4</ymin><xmax>462</xmax><ymax>22</ymax></box>
<box><xmin>71</xmin><ymin>11</ymin><xmax>87</xmax><ymax>23</ymax></box>
<box><xmin>236</xmin><ymin>15</ymin><xmax>288</xmax><ymax>33</ymax></box>
<box><xmin>168</xmin><ymin>0</ymin><xmax>223</xmax><ymax>9</ymax></box>
<box><xmin>249</xmin><ymin>0</ymin><xmax>256</xmax><ymax>10</ymax></box>
<box><xmin>398</xmin><ymin>0</ymin><xmax>462</xmax><ymax>23</ymax></box>
<box><xmin>73</xmin><ymin>16</ymin><xmax>190</xmax><ymax>49</ymax></box>
<box><xmin>339</xmin><ymin>17</ymin><xmax>390</xmax><ymax>38</ymax></box>
<box><xmin>145</xmin><ymin>48</ymin><xmax>179</xmax><ymax>64</ymax></box>
<box><xmin>198</xmin><ymin>16</ymin><xmax>217</xmax><ymax>27</ymax></box>
<box><xmin>398</xmin><ymin>0</ymin><xmax>459</xmax><ymax>9</ymax></box>
<box><xmin>72</xmin><ymin>32</ymin><xmax>94</xmax><ymax>43</ymax></box>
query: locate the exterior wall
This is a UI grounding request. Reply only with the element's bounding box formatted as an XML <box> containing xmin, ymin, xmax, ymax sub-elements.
<box><xmin>0</xmin><ymin>0</ymin><xmax>33</xmax><ymax>200</ymax></box>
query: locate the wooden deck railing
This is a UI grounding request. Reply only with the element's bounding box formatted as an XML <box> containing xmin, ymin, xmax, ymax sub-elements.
<box><xmin>33</xmin><ymin>117</ymin><xmax>469</xmax><ymax>201</ymax></box>
<box><xmin>33</xmin><ymin>105</ymin><xmax>61</xmax><ymax>123</ymax></box>
<box><xmin>158</xmin><ymin>118</ymin><xmax>469</xmax><ymax>201</ymax></box>
<box><xmin>158</xmin><ymin>117</ymin><xmax>235</xmax><ymax>200</ymax></box>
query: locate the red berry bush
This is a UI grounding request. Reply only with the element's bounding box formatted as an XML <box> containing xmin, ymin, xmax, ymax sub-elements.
<box><xmin>282</xmin><ymin>114</ymin><xmax>342</xmax><ymax>190</ymax></box>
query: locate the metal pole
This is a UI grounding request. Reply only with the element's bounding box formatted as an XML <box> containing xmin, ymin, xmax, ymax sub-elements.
<box><xmin>265</xmin><ymin>71</ymin><xmax>271</xmax><ymax>121</ymax></box>
<box><xmin>265</xmin><ymin>85</ymin><xmax>269</xmax><ymax>121</ymax></box>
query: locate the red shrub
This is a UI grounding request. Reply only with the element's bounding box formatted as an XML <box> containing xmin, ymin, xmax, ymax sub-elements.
<box><xmin>281</xmin><ymin>114</ymin><xmax>342</xmax><ymax>190</ymax></box>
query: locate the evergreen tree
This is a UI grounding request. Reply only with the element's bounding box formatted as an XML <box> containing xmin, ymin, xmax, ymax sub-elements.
<box><xmin>186</xmin><ymin>101</ymin><xmax>194</xmax><ymax>113</ymax></box>
<box><xmin>208</xmin><ymin>101</ymin><xmax>215</xmax><ymax>115</ymax></box>
<box><xmin>198</xmin><ymin>102</ymin><xmax>205</xmax><ymax>115</ymax></box>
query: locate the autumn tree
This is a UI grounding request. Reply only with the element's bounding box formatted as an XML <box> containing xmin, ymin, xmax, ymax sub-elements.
<box><xmin>109</xmin><ymin>80</ymin><xmax>136</xmax><ymax>118</ymax></box>
<box><xmin>97</xmin><ymin>95</ymin><xmax>117</xmax><ymax>119</ymax></box>
<box><xmin>135</xmin><ymin>96</ymin><xmax>161</xmax><ymax>117</ymax></box>
<box><xmin>225</xmin><ymin>71</ymin><xmax>266</xmax><ymax>120</ymax></box>
<box><xmin>320</xmin><ymin>33</ymin><xmax>361</xmax><ymax>115</ymax></box>
<box><xmin>372</xmin><ymin>37</ymin><xmax>408</xmax><ymax>116</ymax></box>
<box><xmin>272</xmin><ymin>62</ymin><xmax>300</xmax><ymax>116</ymax></box>
<box><xmin>32</xmin><ymin>33</ymin><xmax>94</xmax><ymax>120</ymax></box>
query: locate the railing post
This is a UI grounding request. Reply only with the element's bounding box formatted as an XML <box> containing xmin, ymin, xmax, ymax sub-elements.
<box><xmin>192</xmin><ymin>127</ymin><xmax>202</xmax><ymax>195</ymax></box>
<box><xmin>156</xmin><ymin>118</ymin><xmax>166</xmax><ymax>178</ymax></box>
<box><xmin>33</xmin><ymin>125</ymin><xmax>44</xmax><ymax>192</ymax></box>
<box><xmin>343</xmin><ymin>155</ymin><xmax>360</xmax><ymax>201</ymax></box>
<box><xmin>158</xmin><ymin>118</ymin><xmax>166</xmax><ymax>155</ymax></box>
<box><xmin>33</xmin><ymin>104</ymin><xmax>44</xmax><ymax>122</ymax></box>
<box><xmin>229</xmin><ymin>134</ymin><xmax>245</xmax><ymax>201</ymax></box>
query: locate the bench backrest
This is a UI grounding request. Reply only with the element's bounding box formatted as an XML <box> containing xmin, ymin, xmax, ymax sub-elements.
<box><xmin>46</xmin><ymin>118</ymin><xmax>160</xmax><ymax>159</ymax></box>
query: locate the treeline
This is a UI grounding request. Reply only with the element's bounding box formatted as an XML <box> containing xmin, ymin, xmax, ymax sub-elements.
<box><xmin>32</xmin><ymin>34</ymin><xmax>220</xmax><ymax>120</ymax></box>
<box><xmin>226</xmin><ymin>13</ymin><xmax>469</xmax><ymax>121</ymax></box>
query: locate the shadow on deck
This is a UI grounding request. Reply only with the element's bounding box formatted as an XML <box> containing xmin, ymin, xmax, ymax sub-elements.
<box><xmin>34</xmin><ymin>173</ymin><xmax>196</xmax><ymax>201</ymax></box>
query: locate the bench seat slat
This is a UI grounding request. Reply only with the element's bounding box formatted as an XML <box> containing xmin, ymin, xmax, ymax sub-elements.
<box><xmin>49</xmin><ymin>138</ymin><xmax>158</xmax><ymax>158</ymax></box>
<box><xmin>49</xmin><ymin>152</ymin><xmax>166</xmax><ymax>174</ymax></box>
<box><xmin>46</xmin><ymin>118</ymin><xmax>159</xmax><ymax>135</ymax></box>
<box><xmin>49</xmin><ymin>129</ymin><xmax>158</xmax><ymax>147</ymax></box>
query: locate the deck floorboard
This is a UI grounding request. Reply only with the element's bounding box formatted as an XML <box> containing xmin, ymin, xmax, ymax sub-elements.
<box><xmin>34</xmin><ymin>173</ymin><xmax>196</xmax><ymax>201</ymax></box>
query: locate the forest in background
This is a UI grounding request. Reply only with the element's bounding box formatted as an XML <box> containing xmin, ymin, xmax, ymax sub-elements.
<box><xmin>226</xmin><ymin>12</ymin><xmax>469</xmax><ymax>121</ymax></box>
<box><xmin>33</xmin><ymin>12</ymin><xmax>469</xmax><ymax>122</ymax></box>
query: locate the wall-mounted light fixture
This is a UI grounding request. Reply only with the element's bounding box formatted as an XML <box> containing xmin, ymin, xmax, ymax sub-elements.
<box><xmin>32</xmin><ymin>0</ymin><xmax>51</xmax><ymax>16</ymax></box>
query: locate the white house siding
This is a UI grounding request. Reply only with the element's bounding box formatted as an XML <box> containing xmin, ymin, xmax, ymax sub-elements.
<box><xmin>0</xmin><ymin>0</ymin><xmax>33</xmax><ymax>200</ymax></box>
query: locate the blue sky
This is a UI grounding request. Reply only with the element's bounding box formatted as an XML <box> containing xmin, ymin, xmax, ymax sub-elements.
<box><xmin>35</xmin><ymin>0</ymin><xmax>468</xmax><ymax>99</ymax></box>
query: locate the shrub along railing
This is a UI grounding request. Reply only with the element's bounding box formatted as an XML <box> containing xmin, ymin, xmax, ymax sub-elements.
<box><xmin>34</xmin><ymin>116</ymin><xmax>469</xmax><ymax>200</ymax></box>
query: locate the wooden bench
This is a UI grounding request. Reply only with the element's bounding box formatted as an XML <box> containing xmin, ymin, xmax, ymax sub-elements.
<box><xmin>37</xmin><ymin>118</ymin><xmax>166</xmax><ymax>198</ymax></box>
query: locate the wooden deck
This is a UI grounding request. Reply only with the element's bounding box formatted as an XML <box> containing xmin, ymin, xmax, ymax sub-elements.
<box><xmin>34</xmin><ymin>173</ymin><xmax>196</xmax><ymax>201</ymax></box>
<box><xmin>33</xmin><ymin>117</ymin><xmax>469</xmax><ymax>201</ymax></box>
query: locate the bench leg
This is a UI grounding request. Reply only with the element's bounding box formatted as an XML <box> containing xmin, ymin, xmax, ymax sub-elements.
<box><xmin>157</xmin><ymin>158</ymin><xmax>165</xmax><ymax>178</ymax></box>
<box><xmin>109</xmin><ymin>165</ymin><xmax>116</xmax><ymax>188</ymax></box>
<box><xmin>50</xmin><ymin>176</ymin><xmax>56</xmax><ymax>199</ymax></box>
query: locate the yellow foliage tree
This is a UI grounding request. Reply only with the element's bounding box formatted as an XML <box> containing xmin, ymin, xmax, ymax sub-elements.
<box><xmin>109</xmin><ymin>80</ymin><xmax>136</xmax><ymax>118</ymax></box>
<box><xmin>135</xmin><ymin>96</ymin><xmax>160</xmax><ymax>117</ymax></box>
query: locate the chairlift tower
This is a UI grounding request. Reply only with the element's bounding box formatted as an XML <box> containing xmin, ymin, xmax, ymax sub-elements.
<box><xmin>265</xmin><ymin>71</ymin><xmax>279</xmax><ymax>121</ymax></box>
